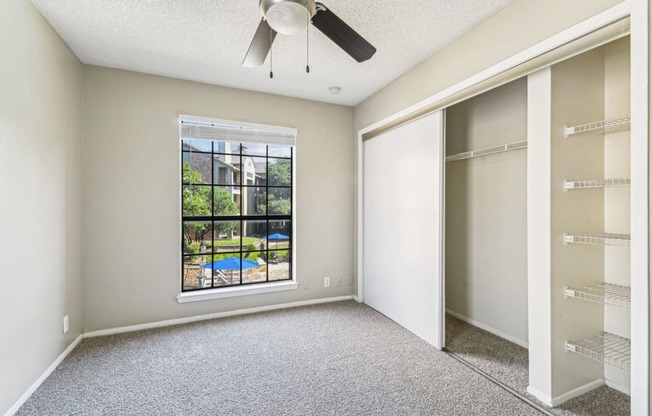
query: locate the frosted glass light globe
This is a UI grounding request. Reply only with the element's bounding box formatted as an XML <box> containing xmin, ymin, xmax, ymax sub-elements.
<box><xmin>266</xmin><ymin>2</ymin><xmax>308</xmax><ymax>35</ymax></box>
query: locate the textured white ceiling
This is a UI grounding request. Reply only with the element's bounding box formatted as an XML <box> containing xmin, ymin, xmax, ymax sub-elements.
<box><xmin>30</xmin><ymin>0</ymin><xmax>514</xmax><ymax>106</ymax></box>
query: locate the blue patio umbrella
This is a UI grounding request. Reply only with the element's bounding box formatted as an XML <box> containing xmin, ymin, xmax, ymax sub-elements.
<box><xmin>202</xmin><ymin>257</ymin><xmax>258</xmax><ymax>270</ymax></box>
<box><xmin>264</xmin><ymin>233</ymin><xmax>289</xmax><ymax>250</ymax></box>
<box><xmin>265</xmin><ymin>233</ymin><xmax>289</xmax><ymax>241</ymax></box>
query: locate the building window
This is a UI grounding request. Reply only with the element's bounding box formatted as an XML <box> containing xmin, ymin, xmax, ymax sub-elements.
<box><xmin>180</xmin><ymin>117</ymin><xmax>295</xmax><ymax>292</ymax></box>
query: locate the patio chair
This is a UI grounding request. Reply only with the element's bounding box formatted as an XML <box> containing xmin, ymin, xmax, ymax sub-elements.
<box><xmin>216</xmin><ymin>270</ymin><xmax>229</xmax><ymax>285</ymax></box>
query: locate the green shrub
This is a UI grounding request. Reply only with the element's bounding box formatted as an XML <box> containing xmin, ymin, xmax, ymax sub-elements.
<box><xmin>185</xmin><ymin>241</ymin><xmax>201</xmax><ymax>254</ymax></box>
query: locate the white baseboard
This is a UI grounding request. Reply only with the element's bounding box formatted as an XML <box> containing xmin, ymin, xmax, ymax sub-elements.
<box><xmin>84</xmin><ymin>295</ymin><xmax>355</xmax><ymax>337</ymax></box>
<box><xmin>528</xmin><ymin>379</ymin><xmax>605</xmax><ymax>408</ymax></box>
<box><xmin>353</xmin><ymin>295</ymin><xmax>362</xmax><ymax>303</ymax></box>
<box><xmin>551</xmin><ymin>379</ymin><xmax>604</xmax><ymax>407</ymax></box>
<box><xmin>606</xmin><ymin>378</ymin><xmax>630</xmax><ymax>395</ymax></box>
<box><xmin>6</xmin><ymin>295</ymin><xmax>355</xmax><ymax>415</ymax></box>
<box><xmin>4</xmin><ymin>335</ymin><xmax>83</xmax><ymax>416</ymax></box>
<box><xmin>446</xmin><ymin>309</ymin><xmax>528</xmax><ymax>349</ymax></box>
<box><xmin>526</xmin><ymin>385</ymin><xmax>553</xmax><ymax>407</ymax></box>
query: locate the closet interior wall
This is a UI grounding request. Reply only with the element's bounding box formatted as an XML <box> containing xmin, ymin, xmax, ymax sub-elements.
<box><xmin>445</xmin><ymin>78</ymin><xmax>528</xmax><ymax>346</ymax></box>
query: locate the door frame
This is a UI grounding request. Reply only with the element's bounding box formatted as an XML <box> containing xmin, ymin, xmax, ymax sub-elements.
<box><xmin>356</xmin><ymin>1</ymin><xmax>648</xmax><ymax>413</ymax></box>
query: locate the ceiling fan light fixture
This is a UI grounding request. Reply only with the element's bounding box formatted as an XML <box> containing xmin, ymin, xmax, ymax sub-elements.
<box><xmin>260</xmin><ymin>0</ymin><xmax>315</xmax><ymax>35</ymax></box>
<box><xmin>245</xmin><ymin>0</ymin><xmax>376</xmax><ymax>70</ymax></box>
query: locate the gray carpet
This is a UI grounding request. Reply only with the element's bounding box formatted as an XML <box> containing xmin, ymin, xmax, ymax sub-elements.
<box><xmin>17</xmin><ymin>301</ymin><xmax>545</xmax><ymax>416</ymax></box>
<box><xmin>445</xmin><ymin>314</ymin><xmax>630</xmax><ymax>416</ymax></box>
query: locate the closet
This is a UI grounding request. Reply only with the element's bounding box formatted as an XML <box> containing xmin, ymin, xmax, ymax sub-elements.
<box><xmin>445</xmin><ymin>78</ymin><xmax>528</xmax><ymax>347</ymax></box>
<box><xmin>444</xmin><ymin>35</ymin><xmax>632</xmax><ymax>413</ymax></box>
<box><xmin>360</xmin><ymin>5</ymin><xmax>649</xmax><ymax>413</ymax></box>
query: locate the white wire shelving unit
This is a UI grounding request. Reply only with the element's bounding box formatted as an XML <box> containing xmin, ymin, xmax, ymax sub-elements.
<box><xmin>565</xmin><ymin>332</ymin><xmax>631</xmax><ymax>373</ymax></box>
<box><xmin>563</xmin><ymin>233</ymin><xmax>631</xmax><ymax>247</ymax></box>
<box><xmin>564</xmin><ymin>114</ymin><xmax>630</xmax><ymax>138</ymax></box>
<box><xmin>446</xmin><ymin>140</ymin><xmax>527</xmax><ymax>163</ymax></box>
<box><xmin>564</xmin><ymin>283</ymin><xmax>631</xmax><ymax>310</ymax></box>
<box><xmin>563</xmin><ymin>177</ymin><xmax>630</xmax><ymax>191</ymax></box>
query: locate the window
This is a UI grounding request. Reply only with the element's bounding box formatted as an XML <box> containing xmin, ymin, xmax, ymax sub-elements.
<box><xmin>180</xmin><ymin>117</ymin><xmax>295</xmax><ymax>292</ymax></box>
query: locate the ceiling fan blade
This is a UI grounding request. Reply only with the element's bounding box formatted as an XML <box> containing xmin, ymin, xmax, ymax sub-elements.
<box><xmin>311</xmin><ymin>3</ymin><xmax>376</xmax><ymax>63</ymax></box>
<box><xmin>243</xmin><ymin>18</ymin><xmax>277</xmax><ymax>68</ymax></box>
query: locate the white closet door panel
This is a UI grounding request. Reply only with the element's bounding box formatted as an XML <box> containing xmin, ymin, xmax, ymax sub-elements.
<box><xmin>363</xmin><ymin>111</ymin><xmax>444</xmax><ymax>349</ymax></box>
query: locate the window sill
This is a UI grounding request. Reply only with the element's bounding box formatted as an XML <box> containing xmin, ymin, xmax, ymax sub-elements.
<box><xmin>176</xmin><ymin>280</ymin><xmax>299</xmax><ymax>303</ymax></box>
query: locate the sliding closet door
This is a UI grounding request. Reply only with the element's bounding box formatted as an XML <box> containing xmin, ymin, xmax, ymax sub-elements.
<box><xmin>363</xmin><ymin>110</ymin><xmax>444</xmax><ymax>349</ymax></box>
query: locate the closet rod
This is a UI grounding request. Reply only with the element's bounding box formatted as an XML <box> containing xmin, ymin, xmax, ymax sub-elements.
<box><xmin>446</xmin><ymin>140</ymin><xmax>527</xmax><ymax>163</ymax></box>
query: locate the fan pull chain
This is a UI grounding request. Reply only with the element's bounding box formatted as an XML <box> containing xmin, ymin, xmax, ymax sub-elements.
<box><xmin>269</xmin><ymin>26</ymin><xmax>274</xmax><ymax>79</ymax></box>
<box><xmin>306</xmin><ymin>10</ymin><xmax>310</xmax><ymax>73</ymax></box>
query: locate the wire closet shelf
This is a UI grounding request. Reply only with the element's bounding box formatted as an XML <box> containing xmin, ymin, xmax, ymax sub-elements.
<box><xmin>564</xmin><ymin>114</ymin><xmax>630</xmax><ymax>138</ymax></box>
<box><xmin>563</xmin><ymin>177</ymin><xmax>631</xmax><ymax>191</ymax></box>
<box><xmin>446</xmin><ymin>140</ymin><xmax>527</xmax><ymax>162</ymax></box>
<box><xmin>565</xmin><ymin>283</ymin><xmax>631</xmax><ymax>310</ymax></box>
<box><xmin>563</xmin><ymin>233</ymin><xmax>631</xmax><ymax>247</ymax></box>
<box><xmin>565</xmin><ymin>332</ymin><xmax>631</xmax><ymax>373</ymax></box>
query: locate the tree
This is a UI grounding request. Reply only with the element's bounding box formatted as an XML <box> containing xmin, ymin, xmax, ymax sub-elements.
<box><xmin>182</xmin><ymin>163</ymin><xmax>211</xmax><ymax>249</ymax></box>
<box><xmin>213</xmin><ymin>187</ymin><xmax>238</xmax><ymax>216</ymax></box>
<box><xmin>256</xmin><ymin>190</ymin><xmax>291</xmax><ymax>215</ymax></box>
<box><xmin>258</xmin><ymin>159</ymin><xmax>291</xmax><ymax>214</ymax></box>
<box><xmin>213</xmin><ymin>187</ymin><xmax>238</xmax><ymax>234</ymax></box>
<box><xmin>183</xmin><ymin>162</ymin><xmax>240</xmax><ymax>238</ymax></box>
<box><xmin>268</xmin><ymin>193</ymin><xmax>291</xmax><ymax>215</ymax></box>
<box><xmin>182</xmin><ymin>162</ymin><xmax>211</xmax><ymax>216</ymax></box>
<box><xmin>268</xmin><ymin>159</ymin><xmax>291</xmax><ymax>187</ymax></box>
<box><xmin>183</xmin><ymin>161</ymin><xmax>206</xmax><ymax>186</ymax></box>
<box><xmin>182</xmin><ymin>187</ymin><xmax>211</xmax><ymax>217</ymax></box>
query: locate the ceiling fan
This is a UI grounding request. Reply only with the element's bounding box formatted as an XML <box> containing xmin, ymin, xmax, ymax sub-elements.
<box><xmin>243</xmin><ymin>0</ymin><xmax>377</xmax><ymax>69</ymax></box>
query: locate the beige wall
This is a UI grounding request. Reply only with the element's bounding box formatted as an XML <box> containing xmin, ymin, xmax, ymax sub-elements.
<box><xmin>0</xmin><ymin>1</ymin><xmax>83</xmax><ymax>414</ymax></box>
<box><xmin>82</xmin><ymin>67</ymin><xmax>354</xmax><ymax>331</ymax></box>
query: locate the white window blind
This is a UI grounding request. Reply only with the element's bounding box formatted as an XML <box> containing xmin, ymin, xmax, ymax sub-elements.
<box><xmin>179</xmin><ymin>115</ymin><xmax>296</xmax><ymax>145</ymax></box>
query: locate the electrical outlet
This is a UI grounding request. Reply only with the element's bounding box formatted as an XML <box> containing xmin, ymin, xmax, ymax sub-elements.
<box><xmin>335</xmin><ymin>276</ymin><xmax>342</xmax><ymax>286</ymax></box>
<box><xmin>303</xmin><ymin>279</ymin><xmax>310</xmax><ymax>290</ymax></box>
<box><xmin>63</xmin><ymin>315</ymin><xmax>69</xmax><ymax>334</ymax></box>
<box><xmin>324</xmin><ymin>276</ymin><xmax>330</xmax><ymax>288</ymax></box>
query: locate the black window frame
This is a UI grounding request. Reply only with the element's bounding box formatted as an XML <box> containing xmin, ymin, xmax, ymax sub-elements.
<box><xmin>181</xmin><ymin>139</ymin><xmax>293</xmax><ymax>292</ymax></box>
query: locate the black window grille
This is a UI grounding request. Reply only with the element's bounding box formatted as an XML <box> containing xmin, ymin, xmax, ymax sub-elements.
<box><xmin>181</xmin><ymin>139</ymin><xmax>293</xmax><ymax>291</ymax></box>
